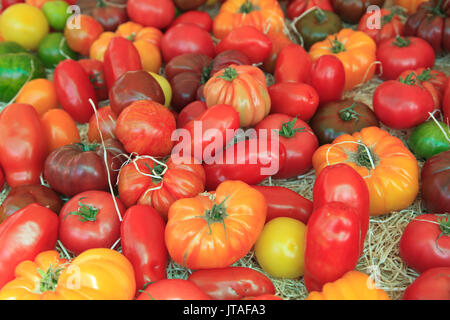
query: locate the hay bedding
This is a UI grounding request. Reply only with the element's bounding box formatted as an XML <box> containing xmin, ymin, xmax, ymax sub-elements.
<box><xmin>1</xmin><ymin>0</ymin><xmax>449</xmax><ymax>300</ymax></box>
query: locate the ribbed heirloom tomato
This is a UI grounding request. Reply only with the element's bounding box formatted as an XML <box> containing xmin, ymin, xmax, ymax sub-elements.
<box><xmin>165</xmin><ymin>180</ymin><xmax>267</xmax><ymax>269</ymax></box>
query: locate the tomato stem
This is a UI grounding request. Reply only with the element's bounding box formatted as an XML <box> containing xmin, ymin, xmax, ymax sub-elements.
<box><xmin>77</xmin><ymin>143</ymin><xmax>99</xmax><ymax>152</ymax></box>
<box><xmin>330</xmin><ymin>38</ymin><xmax>346</xmax><ymax>54</ymax></box>
<box><xmin>203</xmin><ymin>197</ymin><xmax>229</xmax><ymax>236</ymax></box>
<box><xmin>314</xmin><ymin>9</ymin><xmax>327</xmax><ymax>24</ymax></box>
<box><xmin>239</xmin><ymin>0</ymin><xmax>258</xmax><ymax>13</ymax></box>
<box><xmin>279</xmin><ymin>117</ymin><xmax>305</xmax><ymax>138</ymax></box>
<box><xmin>398</xmin><ymin>72</ymin><xmax>418</xmax><ymax>86</ymax></box>
<box><xmin>37</xmin><ymin>265</ymin><xmax>64</xmax><ymax>293</ymax></box>
<box><xmin>393</xmin><ymin>36</ymin><xmax>410</xmax><ymax>48</ymax></box>
<box><xmin>416</xmin><ymin>68</ymin><xmax>436</xmax><ymax>82</ymax></box>
<box><xmin>218</xmin><ymin>67</ymin><xmax>238</xmax><ymax>82</ymax></box>
<box><xmin>355</xmin><ymin>144</ymin><xmax>378</xmax><ymax>169</ymax></box>
<box><xmin>126</xmin><ymin>32</ymin><xmax>136</xmax><ymax>42</ymax></box>
<box><xmin>65</xmin><ymin>197</ymin><xmax>100</xmax><ymax>222</ymax></box>
<box><xmin>339</xmin><ymin>103</ymin><xmax>361</xmax><ymax>122</ymax></box>
<box><xmin>97</xmin><ymin>0</ymin><xmax>107</xmax><ymax>8</ymax></box>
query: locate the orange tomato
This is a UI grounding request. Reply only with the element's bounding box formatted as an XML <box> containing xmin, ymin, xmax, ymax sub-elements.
<box><xmin>312</xmin><ymin>126</ymin><xmax>419</xmax><ymax>216</ymax></box>
<box><xmin>307</xmin><ymin>271</ymin><xmax>391</xmax><ymax>300</ymax></box>
<box><xmin>65</xmin><ymin>14</ymin><xmax>104</xmax><ymax>57</ymax></box>
<box><xmin>88</xmin><ymin>105</ymin><xmax>117</xmax><ymax>143</ymax></box>
<box><xmin>134</xmin><ymin>40</ymin><xmax>162</xmax><ymax>73</ymax></box>
<box><xmin>15</xmin><ymin>79</ymin><xmax>58</xmax><ymax>116</ymax></box>
<box><xmin>309</xmin><ymin>29</ymin><xmax>376</xmax><ymax>91</ymax></box>
<box><xmin>41</xmin><ymin>109</ymin><xmax>80</xmax><ymax>153</ymax></box>
<box><xmin>165</xmin><ymin>180</ymin><xmax>267</xmax><ymax>269</ymax></box>
<box><xmin>394</xmin><ymin>0</ymin><xmax>428</xmax><ymax>14</ymax></box>
<box><xmin>203</xmin><ymin>65</ymin><xmax>271</xmax><ymax>127</ymax></box>
<box><xmin>0</xmin><ymin>249</ymin><xmax>136</xmax><ymax>300</ymax></box>
<box><xmin>213</xmin><ymin>0</ymin><xmax>286</xmax><ymax>40</ymax></box>
<box><xmin>89</xmin><ymin>32</ymin><xmax>116</xmax><ymax>62</ymax></box>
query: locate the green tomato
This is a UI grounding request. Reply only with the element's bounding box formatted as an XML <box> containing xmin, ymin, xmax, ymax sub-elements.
<box><xmin>254</xmin><ymin>217</ymin><xmax>306</xmax><ymax>279</ymax></box>
<box><xmin>0</xmin><ymin>41</ymin><xmax>27</xmax><ymax>55</ymax></box>
<box><xmin>408</xmin><ymin>120</ymin><xmax>450</xmax><ymax>160</ymax></box>
<box><xmin>42</xmin><ymin>0</ymin><xmax>71</xmax><ymax>32</ymax></box>
<box><xmin>37</xmin><ymin>32</ymin><xmax>78</xmax><ymax>68</ymax></box>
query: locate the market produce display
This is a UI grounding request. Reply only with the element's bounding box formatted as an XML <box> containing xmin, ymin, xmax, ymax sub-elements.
<box><xmin>0</xmin><ymin>0</ymin><xmax>449</xmax><ymax>302</ymax></box>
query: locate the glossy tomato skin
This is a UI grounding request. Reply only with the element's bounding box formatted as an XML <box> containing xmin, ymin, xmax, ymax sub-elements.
<box><xmin>115</xmin><ymin>100</ymin><xmax>176</xmax><ymax>157</ymax></box>
<box><xmin>78</xmin><ymin>59</ymin><xmax>108</xmax><ymax>102</ymax></box>
<box><xmin>304</xmin><ymin>201</ymin><xmax>361</xmax><ymax>292</ymax></box>
<box><xmin>109</xmin><ymin>70</ymin><xmax>165</xmax><ymax>117</ymax></box>
<box><xmin>310</xmin><ymin>55</ymin><xmax>346</xmax><ymax>105</ymax></box>
<box><xmin>313</xmin><ymin>163</ymin><xmax>370</xmax><ymax>255</ymax></box>
<box><xmin>0</xmin><ymin>184</ymin><xmax>62</xmax><ymax>223</ymax></box>
<box><xmin>59</xmin><ymin>191</ymin><xmax>125</xmax><ymax>255</ymax></box>
<box><xmin>444</xmin><ymin>78</ymin><xmax>450</xmax><ymax>124</ymax></box>
<box><xmin>188</xmin><ymin>267</ymin><xmax>275</xmax><ymax>300</ymax></box>
<box><xmin>215</xmin><ymin>26</ymin><xmax>271</xmax><ymax>64</ymax></box>
<box><xmin>203</xmin><ymin>137</ymin><xmax>286</xmax><ymax>191</ymax></box>
<box><xmin>268</xmin><ymin>83</ymin><xmax>319</xmax><ymax>121</ymax></box>
<box><xmin>90</xmin><ymin>3</ymin><xmax>128</xmax><ymax>32</ymax></box>
<box><xmin>161</xmin><ymin>23</ymin><xmax>215</xmax><ymax>63</ymax></box>
<box><xmin>64</xmin><ymin>14</ymin><xmax>103</xmax><ymax>57</ymax></box>
<box><xmin>251</xmin><ymin>185</ymin><xmax>313</xmax><ymax>224</ymax></box>
<box><xmin>377</xmin><ymin>36</ymin><xmax>435</xmax><ymax>80</ymax></box>
<box><xmin>309</xmin><ymin>99</ymin><xmax>380</xmax><ymax>145</ymax></box>
<box><xmin>373</xmin><ymin>80</ymin><xmax>435</xmax><ymax>129</ymax></box>
<box><xmin>103</xmin><ymin>37</ymin><xmax>143</xmax><ymax>91</ymax></box>
<box><xmin>403</xmin><ymin>267</ymin><xmax>450</xmax><ymax>300</ymax></box>
<box><xmin>287</xmin><ymin>0</ymin><xmax>333</xmax><ymax>20</ymax></box>
<box><xmin>121</xmin><ymin>205</ymin><xmax>168</xmax><ymax>293</ymax></box>
<box><xmin>421</xmin><ymin>151</ymin><xmax>450</xmax><ymax>213</ymax></box>
<box><xmin>127</xmin><ymin>0</ymin><xmax>175</xmax><ymax>29</ymax></box>
<box><xmin>173</xmin><ymin>0</ymin><xmax>207</xmax><ymax>11</ymax></box>
<box><xmin>176</xmin><ymin>100</ymin><xmax>207</xmax><ymax>128</ymax></box>
<box><xmin>137</xmin><ymin>279</ymin><xmax>212</xmax><ymax>300</ymax></box>
<box><xmin>44</xmin><ymin>139</ymin><xmax>127</xmax><ymax>197</ymax></box>
<box><xmin>0</xmin><ymin>203</ymin><xmax>59</xmax><ymax>288</ymax></box>
<box><xmin>400</xmin><ymin>214</ymin><xmax>450</xmax><ymax>273</ymax></box>
<box><xmin>170</xmin><ymin>10</ymin><xmax>213</xmax><ymax>32</ymax></box>
<box><xmin>0</xmin><ymin>103</ymin><xmax>47</xmax><ymax>188</ymax></box>
<box><xmin>41</xmin><ymin>108</ymin><xmax>81</xmax><ymax>153</ymax></box>
<box><xmin>255</xmin><ymin>114</ymin><xmax>319</xmax><ymax>179</ymax></box>
<box><xmin>53</xmin><ymin>59</ymin><xmax>98</xmax><ymax>124</ymax></box>
<box><xmin>274</xmin><ymin>44</ymin><xmax>312</xmax><ymax>84</ymax></box>
<box><xmin>358</xmin><ymin>8</ymin><xmax>405</xmax><ymax>44</ymax></box>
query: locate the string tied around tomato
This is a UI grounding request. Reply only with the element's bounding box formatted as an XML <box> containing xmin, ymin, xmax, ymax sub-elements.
<box><xmin>427</xmin><ymin>111</ymin><xmax>450</xmax><ymax>143</ymax></box>
<box><xmin>289</xmin><ymin>5</ymin><xmax>325</xmax><ymax>48</ymax></box>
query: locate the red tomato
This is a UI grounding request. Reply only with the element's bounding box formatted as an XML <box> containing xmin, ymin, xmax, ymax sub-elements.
<box><xmin>115</xmin><ymin>100</ymin><xmax>176</xmax><ymax>157</ymax></box>
<box><xmin>203</xmin><ymin>136</ymin><xmax>286</xmax><ymax>191</ymax></box>
<box><xmin>400</xmin><ymin>214</ymin><xmax>450</xmax><ymax>273</ymax></box>
<box><xmin>78</xmin><ymin>59</ymin><xmax>108</xmax><ymax>102</ymax></box>
<box><xmin>287</xmin><ymin>0</ymin><xmax>333</xmax><ymax>20</ymax></box>
<box><xmin>403</xmin><ymin>267</ymin><xmax>450</xmax><ymax>300</ymax></box>
<box><xmin>188</xmin><ymin>267</ymin><xmax>275</xmax><ymax>300</ymax></box>
<box><xmin>255</xmin><ymin>114</ymin><xmax>319</xmax><ymax>178</ymax></box>
<box><xmin>0</xmin><ymin>203</ymin><xmax>58</xmax><ymax>288</ymax></box>
<box><xmin>274</xmin><ymin>44</ymin><xmax>313</xmax><ymax>84</ymax></box>
<box><xmin>304</xmin><ymin>202</ymin><xmax>360</xmax><ymax>292</ymax></box>
<box><xmin>0</xmin><ymin>103</ymin><xmax>47</xmax><ymax>187</ymax></box>
<box><xmin>310</xmin><ymin>55</ymin><xmax>346</xmax><ymax>105</ymax></box>
<box><xmin>103</xmin><ymin>37</ymin><xmax>143</xmax><ymax>91</ymax></box>
<box><xmin>121</xmin><ymin>205</ymin><xmax>168</xmax><ymax>293</ymax></box>
<box><xmin>137</xmin><ymin>279</ymin><xmax>212</xmax><ymax>300</ymax></box>
<box><xmin>251</xmin><ymin>185</ymin><xmax>313</xmax><ymax>224</ymax></box>
<box><xmin>444</xmin><ymin>78</ymin><xmax>450</xmax><ymax>124</ymax></box>
<box><xmin>377</xmin><ymin>36</ymin><xmax>435</xmax><ymax>80</ymax></box>
<box><xmin>176</xmin><ymin>100</ymin><xmax>207</xmax><ymax>128</ymax></box>
<box><xmin>313</xmin><ymin>163</ymin><xmax>370</xmax><ymax>255</ymax></box>
<box><xmin>127</xmin><ymin>0</ymin><xmax>175</xmax><ymax>29</ymax></box>
<box><xmin>1</xmin><ymin>0</ymin><xmax>25</xmax><ymax>12</ymax></box>
<box><xmin>161</xmin><ymin>23</ymin><xmax>215</xmax><ymax>63</ymax></box>
<box><xmin>64</xmin><ymin>14</ymin><xmax>104</xmax><ymax>57</ymax></box>
<box><xmin>53</xmin><ymin>59</ymin><xmax>98</xmax><ymax>124</ymax></box>
<box><xmin>268</xmin><ymin>83</ymin><xmax>319</xmax><ymax>121</ymax></box>
<box><xmin>87</xmin><ymin>106</ymin><xmax>117</xmax><ymax>143</ymax></box>
<box><xmin>373</xmin><ymin>78</ymin><xmax>435</xmax><ymax>129</ymax></box>
<box><xmin>170</xmin><ymin>10</ymin><xmax>213</xmax><ymax>32</ymax></box>
<box><xmin>358</xmin><ymin>8</ymin><xmax>405</xmax><ymax>45</ymax></box>
<box><xmin>176</xmin><ymin>104</ymin><xmax>240</xmax><ymax>163</ymax></box>
<box><xmin>58</xmin><ymin>190</ymin><xmax>125</xmax><ymax>255</ymax></box>
<box><xmin>215</xmin><ymin>26</ymin><xmax>271</xmax><ymax>64</ymax></box>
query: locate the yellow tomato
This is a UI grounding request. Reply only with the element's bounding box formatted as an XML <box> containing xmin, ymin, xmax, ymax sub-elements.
<box><xmin>0</xmin><ymin>4</ymin><xmax>49</xmax><ymax>50</ymax></box>
<box><xmin>254</xmin><ymin>217</ymin><xmax>306</xmax><ymax>279</ymax></box>
<box><xmin>149</xmin><ymin>72</ymin><xmax>172</xmax><ymax>108</ymax></box>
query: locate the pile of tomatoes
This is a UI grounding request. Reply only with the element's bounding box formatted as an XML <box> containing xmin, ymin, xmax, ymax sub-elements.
<box><xmin>0</xmin><ymin>0</ymin><xmax>448</xmax><ymax>301</ymax></box>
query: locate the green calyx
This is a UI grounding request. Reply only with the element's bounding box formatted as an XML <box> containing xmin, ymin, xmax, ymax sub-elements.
<box><xmin>416</xmin><ymin>68</ymin><xmax>436</xmax><ymax>82</ymax></box>
<box><xmin>330</xmin><ymin>38</ymin><xmax>346</xmax><ymax>54</ymax></box>
<box><xmin>438</xmin><ymin>215</ymin><xmax>450</xmax><ymax>236</ymax></box>
<box><xmin>355</xmin><ymin>144</ymin><xmax>378</xmax><ymax>169</ymax></box>
<box><xmin>144</xmin><ymin>162</ymin><xmax>166</xmax><ymax>184</ymax></box>
<box><xmin>218</xmin><ymin>67</ymin><xmax>238</xmax><ymax>82</ymax></box>
<box><xmin>398</xmin><ymin>72</ymin><xmax>418</xmax><ymax>86</ymax></box>
<box><xmin>314</xmin><ymin>9</ymin><xmax>327</xmax><ymax>24</ymax></box>
<box><xmin>393</xmin><ymin>36</ymin><xmax>411</xmax><ymax>48</ymax></box>
<box><xmin>239</xmin><ymin>0</ymin><xmax>258</xmax><ymax>14</ymax></box>
<box><xmin>37</xmin><ymin>265</ymin><xmax>64</xmax><ymax>293</ymax></box>
<box><xmin>65</xmin><ymin>197</ymin><xmax>100</xmax><ymax>222</ymax></box>
<box><xmin>77</xmin><ymin>143</ymin><xmax>99</xmax><ymax>152</ymax></box>
<box><xmin>279</xmin><ymin>117</ymin><xmax>305</xmax><ymax>138</ymax></box>
<box><xmin>203</xmin><ymin>197</ymin><xmax>229</xmax><ymax>236</ymax></box>
<box><xmin>126</xmin><ymin>32</ymin><xmax>136</xmax><ymax>42</ymax></box>
<box><xmin>339</xmin><ymin>103</ymin><xmax>361</xmax><ymax>122</ymax></box>
<box><xmin>96</xmin><ymin>0</ymin><xmax>107</xmax><ymax>8</ymax></box>
<box><xmin>200</xmin><ymin>64</ymin><xmax>213</xmax><ymax>85</ymax></box>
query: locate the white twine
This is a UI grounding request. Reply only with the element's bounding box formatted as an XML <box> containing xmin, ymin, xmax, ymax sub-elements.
<box><xmin>110</xmin><ymin>237</ymin><xmax>121</xmax><ymax>250</ymax></box>
<box><xmin>288</xmin><ymin>6</ymin><xmax>322</xmax><ymax>47</ymax></box>
<box><xmin>427</xmin><ymin>111</ymin><xmax>450</xmax><ymax>143</ymax></box>
<box><xmin>58</xmin><ymin>37</ymin><xmax>74</xmax><ymax>61</ymax></box>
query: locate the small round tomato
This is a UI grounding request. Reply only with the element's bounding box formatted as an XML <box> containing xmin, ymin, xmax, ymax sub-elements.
<box><xmin>88</xmin><ymin>106</ymin><xmax>117</xmax><ymax>143</ymax></box>
<box><xmin>137</xmin><ymin>279</ymin><xmax>211</xmax><ymax>300</ymax></box>
<box><xmin>255</xmin><ymin>217</ymin><xmax>307</xmax><ymax>279</ymax></box>
<box><xmin>274</xmin><ymin>44</ymin><xmax>312</xmax><ymax>84</ymax></box>
<box><xmin>161</xmin><ymin>23</ymin><xmax>215</xmax><ymax>63</ymax></box>
<box><xmin>176</xmin><ymin>100</ymin><xmax>207</xmax><ymax>128</ymax></box>
<box><xmin>37</xmin><ymin>32</ymin><xmax>78</xmax><ymax>69</ymax></box>
<box><xmin>64</xmin><ymin>14</ymin><xmax>104</xmax><ymax>57</ymax></box>
<box><xmin>170</xmin><ymin>10</ymin><xmax>213</xmax><ymax>32</ymax></box>
<box><xmin>127</xmin><ymin>0</ymin><xmax>175</xmax><ymax>29</ymax></box>
<box><xmin>403</xmin><ymin>267</ymin><xmax>450</xmax><ymax>300</ymax></box>
<box><xmin>41</xmin><ymin>0</ymin><xmax>71</xmax><ymax>31</ymax></box>
<box><xmin>15</xmin><ymin>79</ymin><xmax>58</xmax><ymax>116</ymax></box>
<box><xmin>58</xmin><ymin>190</ymin><xmax>126</xmax><ymax>255</ymax></box>
<box><xmin>310</xmin><ymin>55</ymin><xmax>346</xmax><ymax>105</ymax></box>
<box><xmin>41</xmin><ymin>109</ymin><xmax>81</xmax><ymax>153</ymax></box>
<box><xmin>0</xmin><ymin>3</ymin><xmax>49</xmax><ymax>50</ymax></box>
